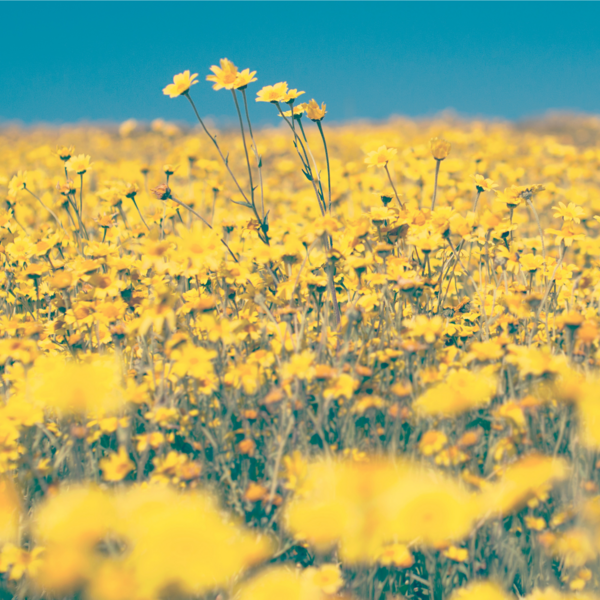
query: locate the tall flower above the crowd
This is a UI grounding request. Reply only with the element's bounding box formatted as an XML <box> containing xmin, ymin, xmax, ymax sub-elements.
<box><xmin>256</xmin><ymin>82</ymin><xmax>289</xmax><ymax>103</ymax></box>
<box><xmin>163</xmin><ymin>70</ymin><xmax>199</xmax><ymax>98</ymax></box>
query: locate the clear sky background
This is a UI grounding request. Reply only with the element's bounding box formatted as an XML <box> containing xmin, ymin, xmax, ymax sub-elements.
<box><xmin>2</xmin><ymin>1</ymin><xmax>600</xmax><ymax>126</ymax></box>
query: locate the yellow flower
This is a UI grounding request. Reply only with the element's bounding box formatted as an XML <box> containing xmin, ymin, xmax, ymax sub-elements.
<box><xmin>100</xmin><ymin>447</ymin><xmax>135</xmax><ymax>482</ymax></box>
<box><xmin>0</xmin><ymin>543</ymin><xmax>44</xmax><ymax>580</ymax></box>
<box><xmin>525</xmin><ymin>516</ymin><xmax>547</xmax><ymax>531</ymax></box>
<box><xmin>443</xmin><ymin>545</ymin><xmax>469</xmax><ymax>562</ymax></box>
<box><xmin>0</xmin><ymin>479</ymin><xmax>20</xmax><ymax>543</ymax></box>
<box><xmin>163</xmin><ymin>70</ymin><xmax>198</xmax><ymax>97</ymax></box>
<box><xmin>26</xmin><ymin>355</ymin><xmax>126</xmax><ymax>416</ymax></box>
<box><xmin>279</xmin><ymin>105</ymin><xmax>306</xmax><ymax>118</ymax></box>
<box><xmin>283</xmin><ymin>88</ymin><xmax>305</xmax><ymax>103</ymax></box>
<box><xmin>55</xmin><ymin>146</ymin><xmax>74</xmax><ymax>161</ymax></box>
<box><xmin>305</xmin><ymin>99</ymin><xmax>327</xmax><ymax>121</ymax></box>
<box><xmin>364</xmin><ymin>145</ymin><xmax>397</xmax><ymax>168</ymax></box>
<box><xmin>115</xmin><ymin>486</ymin><xmax>273</xmax><ymax>598</ymax></box>
<box><xmin>256</xmin><ymin>82</ymin><xmax>289</xmax><ymax>103</ymax></box>
<box><xmin>282</xmin><ymin>451</ymin><xmax>309</xmax><ymax>493</ymax></box>
<box><xmin>552</xmin><ymin>201</ymin><xmax>585</xmax><ymax>223</ymax></box>
<box><xmin>286</xmin><ymin>459</ymin><xmax>479</xmax><ymax>561</ymax></box>
<box><xmin>419</xmin><ymin>430</ymin><xmax>448</xmax><ymax>456</ymax></box>
<box><xmin>206</xmin><ymin>58</ymin><xmax>239</xmax><ymax>90</ymax></box>
<box><xmin>66</xmin><ymin>154</ymin><xmax>92</xmax><ymax>174</ymax></box>
<box><xmin>430</xmin><ymin>137</ymin><xmax>451</xmax><ymax>160</ymax></box>
<box><xmin>237</xmin><ymin>567</ymin><xmax>324</xmax><ymax>600</ymax></box>
<box><xmin>302</xmin><ymin>564</ymin><xmax>343</xmax><ymax>595</ymax></box>
<box><xmin>351</xmin><ymin>395</ymin><xmax>385</xmax><ymax>415</ymax></box>
<box><xmin>482</xmin><ymin>454</ymin><xmax>568</xmax><ymax>515</ymax></box>
<box><xmin>323</xmin><ymin>374</ymin><xmax>357</xmax><ymax>401</ymax></box>
<box><xmin>495</xmin><ymin>185</ymin><xmax>522</xmax><ymax>208</ymax></box>
<box><xmin>414</xmin><ymin>368</ymin><xmax>497</xmax><ymax>416</ymax></box>
<box><xmin>449</xmin><ymin>581</ymin><xmax>509</xmax><ymax>600</ymax></box>
<box><xmin>519</xmin><ymin>253</ymin><xmax>545</xmax><ymax>273</ymax></box>
<box><xmin>281</xmin><ymin>350</ymin><xmax>316</xmax><ymax>382</ymax></box>
<box><xmin>387</xmin><ymin>476</ymin><xmax>480</xmax><ymax>547</ymax></box>
<box><xmin>472</xmin><ymin>174</ymin><xmax>497</xmax><ymax>192</ymax></box>
<box><xmin>8</xmin><ymin>171</ymin><xmax>28</xmax><ymax>197</ymax></box>
<box><xmin>235</xmin><ymin>68</ymin><xmax>258</xmax><ymax>89</ymax></box>
<box><xmin>406</xmin><ymin>314</ymin><xmax>444</xmax><ymax>344</ymax></box>
<box><xmin>377</xmin><ymin>543</ymin><xmax>414</xmax><ymax>568</ymax></box>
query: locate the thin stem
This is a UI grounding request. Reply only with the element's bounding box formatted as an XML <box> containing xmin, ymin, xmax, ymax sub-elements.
<box><xmin>241</xmin><ymin>88</ymin><xmax>265</xmax><ymax>219</ymax></box>
<box><xmin>166</xmin><ymin>196</ymin><xmax>212</xmax><ymax>229</ymax></box>
<box><xmin>79</xmin><ymin>173</ymin><xmax>84</xmax><ymax>216</ymax></box>
<box><xmin>384</xmin><ymin>164</ymin><xmax>404</xmax><ymax>209</ymax></box>
<box><xmin>24</xmin><ymin>187</ymin><xmax>65</xmax><ymax>232</ymax></box>
<box><xmin>117</xmin><ymin>203</ymin><xmax>130</xmax><ymax>230</ymax></box>
<box><xmin>277</xmin><ymin>105</ymin><xmax>326</xmax><ymax>216</ymax></box>
<box><xmin>431</xmin><ymin>159</ymin><xmax>441</xmax><ymax>210</ymax></box>
<box><xmin>526</xmin><ymin>197</ymin><xmax>547</xmax><ymax>263</ymax></box>
<box><xmin>184</xmin><ymin>92</ymin><xmax>269</xmax><ymax>244</ymax></box>
<box><xmin>447</xmin><ymin>237</ymin><xmax>490</xmax><ymax>339</ymax></box>
<box><xmin>131</xmin><ymin>197</ymin><xmax>150</xmax><ymax>231</ymax></box>
<box><xmin>184</xmin><ymin>93</ymin><xmax>250</xmax><ymax>206</ymax></box>
<box><xmin>67</xmin><ymin>192</ymin><xmax>89</xmax><ymax>240</ymax></box>
<box><xmin>231</xmin><ymin>90</ymin><xmax>255</xmax><ymax>207</ymax></box>
<box><xmin>316</xmin><ymin>121</ymin><xmax>332</xmax><ymax>213</ymax></box>
<box><xmin>528</xmin><ymin>242</ymin><xmax>566</xmax><ymax>345</ymax></box>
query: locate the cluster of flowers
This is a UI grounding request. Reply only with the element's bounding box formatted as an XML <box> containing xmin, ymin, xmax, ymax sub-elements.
<box><xmin>1</xmin><ymin>58</ymin><xmax>600</xmax><ymax>599</ymax></box>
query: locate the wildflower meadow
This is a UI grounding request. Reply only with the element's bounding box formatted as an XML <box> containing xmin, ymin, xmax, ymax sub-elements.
<box><xmin>2</xmin><ymin>58</ymin><xmax>600</xmax><ymax>600</ymax></box>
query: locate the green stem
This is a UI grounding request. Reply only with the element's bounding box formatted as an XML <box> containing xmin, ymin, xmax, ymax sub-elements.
<box><xmin>132</xmin><ymin>197</ymin><xmax>150</xmax><ymax>231</ymax></box>
<box><xmin>231</xmin><ymin>90</ymin><xmax>255</xmax><ymax>209</ymax></box>
<box><xmin>431</xmin><ymin>159</ymin><xmax>441</xmax><ymax>210</ymax></box>
<box><xmin>241</xmin><ymin>88</ymin><xmax>265</xmax><ymax>220</ymax></box>
<box><xmin>316</xmin><ymin>121</ymin><xmax>332</xmax><ymax>213</ymax></box>
<box><xmin>184</xmin><ymin>92</ymin><xmax>269</xmax><ymax>244</ymax></box>
<box><xmin>384</xmin><ymin>164</ymin><xmax>404</xmax><ymax>209</ymax></box>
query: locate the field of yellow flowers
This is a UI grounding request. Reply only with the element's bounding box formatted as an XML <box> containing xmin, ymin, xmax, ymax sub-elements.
<box><xmin>2</xmin><ymin>58</ymin><xmax>600</xmax><ymax>600</ymax></box>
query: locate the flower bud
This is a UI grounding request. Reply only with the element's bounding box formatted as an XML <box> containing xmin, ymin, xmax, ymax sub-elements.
<box><xmin>430</xmin><ymin>137</ymin><xmax>451</xmax><ymax>161</ymax></box>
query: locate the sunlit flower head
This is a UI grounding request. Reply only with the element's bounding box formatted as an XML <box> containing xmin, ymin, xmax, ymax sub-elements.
<box><xmin>305</xmin><ymin>99</ymin><xmax>326</xmax><ymax>121</ymax></box>
<box><xmin>55</xmin><ymin>146</ymin><xmax>74</xmax><ymax>162</ymax></box>
<box><xmin>364</xmin><ymin>145</ymin><xmax>397</xmax><ymax>168</ymax></box>
<box><xmin>283</xmin><ymin>88</ymin><xmax>305</xmax><ymax>103</ymax></box>
<box><xmin>256</xmin><ymin>82</ymin><xmax>289</xmax><ymax>103</ymax></box>
<box><xmin>430</xmin><ymin>137</ymin><xmax>451</xmax><ymax>160</ymax></box>
<box><xmin>552</xmin><ymin>201</ymin><xmax>585</xmax><ymax>223</ymax></box>
<box><xmin>472</xmin><ymin>174</ymin><xmax>498</xmax><ymax>192</ymax></box>
<box><xmin>163</xmin><ymin>70</ymin><xmax>198</xmax><ymax>98</ymax></box>
<box><xmin>66</xmin><ymin>154</ymin><xmax>92</xmax><ymax>175</ymax></box>
<box><xmin>26</xmin><ymin>355</ymin><xmax>126</xmax><ymax>416</ymax></box>
<box><xmin>207</xmin><ymin>58</ymin><xmax>237</xmax><ymax>89</ymax></box>
<box><xmin>234</xmin><ymin>68</ymin><xmax>258</xmax><ymax>89</ymax></box>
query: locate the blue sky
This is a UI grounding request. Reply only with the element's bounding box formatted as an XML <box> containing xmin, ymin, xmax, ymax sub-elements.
<box><xmin>2</xmin><ymin>2</ymin><xmax>600</xmax><ymax>125</ymax></box>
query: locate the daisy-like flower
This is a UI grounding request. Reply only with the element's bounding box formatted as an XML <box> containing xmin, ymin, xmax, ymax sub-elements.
<box><xmin>234</xmin><ymin>68</ymin><xmax>257</xmax><ymax>90</ymax></box>
<box><xmin>283</xmin><ymin>88</ymin><xmax>305</xmax><ymax>104</ymax></box>
<box><xmin>545</xmin><ymin>223</ymin><xmax>585</xmax><ymax>247</ymax></box>
<box><xmin>430</xmin><ymin>137</ymin><xmax>451</xmax><ymax>160</ymax></box>
<box><xmin>495</xmin><ymin>186</ymin><xmax>522</xmax><ymax>209</ymax></box>
<box><xmin>8</xmin><ymin>171</ymin><xmax>28</xmax><ymax>197</ymax></box>
<box><xmin>278</xmin><ymin>105</ymin><xmax>305</xmax><ymax>119</ymax></box>
<box><xmin>552</xmin><ymin>201</ymin><xmax>585</xmax><ymax>224</ymax></box>
<box><xmin>364</xmin><ymin>145</ymin><xmax>398</xmax><ymax>168</ymax></box>
<box><xmin>55</xmin><ymin>146</ymin><xmax>74</xmax><ymax>162</ymax></box>
<box><xmin>472</xmin><ymin>174</ymin><xmax>498</xmax><ymax>193</ymax></box>
<box><xmin>66</xmin><ymin>154</ymin><xmax>93</xmax><ymax>175</ymax></box>
<box><xmin>163</xmin><ymin>70</ymin><xmax>198</xmax><ymax>98</ymax></box>
<box><xmin>305</xmin><ymin>99</ymin><xmax>326</xmax><ymax>121</ymax></box>
<box><xmin>206</xmin><ymin>58</ymin><xmax>240</xmax><ymax>91</ymax></box>
<box><xmin>256</xmin><ymin>82</ymin><xmax>288</xmax><ymax>103</ymax></box>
